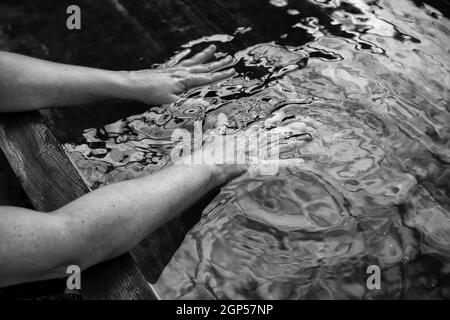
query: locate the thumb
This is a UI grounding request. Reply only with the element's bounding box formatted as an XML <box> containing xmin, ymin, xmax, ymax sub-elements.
<box><xmin>167</xmin><ymin>94</ymin><xmax>181</xmax><ymax>104</ymax></box>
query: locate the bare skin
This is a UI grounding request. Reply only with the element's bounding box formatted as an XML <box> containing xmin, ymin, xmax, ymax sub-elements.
<box><xmin>0</xmin><ymin>45</ymin><xmax>235</xmax><ymax>111</ymax></box>
<box><xmin>0</xmin><ymin>46</ymin><xmax>247</xmax><ymax>288</ymax></box>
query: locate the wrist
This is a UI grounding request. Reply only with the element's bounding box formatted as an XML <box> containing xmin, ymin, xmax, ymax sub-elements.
<box><xmin>107</xmin><ymin>70</ymin><xmax>136</xmax><ymax>101</ymax></box>
<box><xmin>81</xmin><ymin>69</ymin><xmax>134</xmax><ymax>102</ymax></box>
<box><xmin>206</xmin><ymin>164</ymin><xmax>247</xmax><ymax>189</ymax></box>
<box><xmin>172</xmin><ymin>151</ymin><xmax>248</xmax><ymax>189</ymax></box>
<box><xmin>205</xmin><ymin>164</ymin><xmax>224</xmax><ymax>190</ymax></box>
<box><xmin>168</xmin><ymin>163</ymin><xmax>226</xmax><ymax>191</ymax></box>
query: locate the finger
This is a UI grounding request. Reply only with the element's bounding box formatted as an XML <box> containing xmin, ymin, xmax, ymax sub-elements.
<box><xmin>167</xmin><ymin>93</ymin><xmax>181</xmax><ymax>104</ymax></box>
<box><xmin>189</xmin><ymin>56</ymin><xmax>234</xmax><ymax>73</ymax></box>
<box><xmin>162</xmin><ymin>48</ymin><xmax>192</xmax><ymax>68</ymax></box>
<box><xmin>216</xmin><ymin>113</ymin><xmax>229</xmax><ymax>127</ymax></box>
<box><xmin>182</xmin><ymin>68</ymin><xmax>236</xmax><ymax>89</ymax></box>
<box><xmin>247</xmin><ymin>158</ymin><xmax>304</xmax><ymax>176</ymax></box>
<box><xmin>179</xmin><ymin>45</ymin><xmax>217</xmax><ymax>67</ymax></box>
<box><xmin>278</xmin><ymin>158</ymin><xmax>305</xmax><ymax>168</ymax></box>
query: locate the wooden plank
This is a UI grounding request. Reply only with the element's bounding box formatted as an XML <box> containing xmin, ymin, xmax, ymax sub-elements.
<box><xmin>0</xmin><ymin>0</ymin><xmax>314</xmax><ymax>297</ymax></box>
<box><xmin>0</xmin><ymin>112</ymin><xmax>91</xmax><ymax>211</ymax></box>
<box><xmin>0</xmin><ymin>0</ymin><xmax>167</xmax><ymax>144</ymax></box>
<box><xmin>0</xmin><ymin>0</ymin><xmax>189</xmax><ymax>296</ymax></box>
<box><xmin>0</xmin><ymin>111</ymin><xmax>156</xmax><ymax>300</ymax></box>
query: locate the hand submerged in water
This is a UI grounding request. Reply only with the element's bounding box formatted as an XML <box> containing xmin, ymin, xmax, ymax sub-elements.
<box><xmin>173</xmin><ymin>112</ymin><xmax>308</xmax><ymax>188</ymax></box>
<box><xmin>121</xmin><ymin>45</ymin><xmax>235</xmax><ymax>105</ymax></box>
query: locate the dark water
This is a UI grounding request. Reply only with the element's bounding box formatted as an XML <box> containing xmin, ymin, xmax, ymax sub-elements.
<box><xmin>65</xmin><ymin>0</ymin><xmax>450</xmax><ymax>299</ymax></box>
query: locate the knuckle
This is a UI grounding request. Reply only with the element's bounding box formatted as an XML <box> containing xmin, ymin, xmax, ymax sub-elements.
<box><xmin>181</xmin><ymin>59</ymin><xmax>193</xmax><ymax>66</ymax></box>
<box><xmin>173</xmin><ymin>70</ymin><xmax>190</xmax><ymax>78</ymax></box>
<box><xmin>177</xmin><ymin>79</ymin><xmax>188</xmax><ymax>90</ymax></box>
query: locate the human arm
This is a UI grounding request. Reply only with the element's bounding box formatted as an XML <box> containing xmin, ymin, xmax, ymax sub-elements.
<box><xmin>0</xmin><ymin>163</ymin><xmax>244</xmax><ymax>288</ymax></box>
<box><xmin>0</xmin><ymin>45</ymin><xmax>234</xmax><ymax>112</ymax></box>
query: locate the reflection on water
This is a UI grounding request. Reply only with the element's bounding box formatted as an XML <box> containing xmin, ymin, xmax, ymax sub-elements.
<box><xmin>65</xmin><ymin>0</ymin><xmax>450</xmax><ymax>299</ymax></box>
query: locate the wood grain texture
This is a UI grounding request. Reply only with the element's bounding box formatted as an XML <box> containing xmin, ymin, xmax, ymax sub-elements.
<box><xmin>0</xmin><ymin>111</ymin><xmax>157</xmax><ymax>300</ymax></box>
<box><xmin>0</xmin><ymin>112</ymin><xmax>91</xmax><ymax>211</ymax></box>
<box><xmin>0</xmin><ymin>0</ymin><xmax>294</xmax><ymax>299</ymax></box>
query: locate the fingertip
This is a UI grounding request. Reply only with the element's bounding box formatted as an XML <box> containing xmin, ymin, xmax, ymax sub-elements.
<box><xmin>216</xmin><ymin>68</ymin><xmax>236</xmax><ymax>79</ymax></box>
<box><xmin>168</xmin><ymin>94</ymin><xmax>181</xmax><ymax>104</ymax></box>
<box><xmin>181</xmin><ymin>48</ymin><xmax>192</xmax><ymax>55</ymax></box>
<box><xmin>208</xmin><ymin>44</ymin><xmax>217</xmax><ymax>51</ymax></box>
<box><xmin>224</xmin><ymin>56</ymin><xmax>235</xmax><ymax>65</ymax></box>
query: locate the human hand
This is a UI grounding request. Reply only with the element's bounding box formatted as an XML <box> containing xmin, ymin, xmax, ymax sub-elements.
<box><xmin>121</xmin><ymin>45</ymin><xmax>235</xmax><ymax>105</ymax></box>
<box><xmin>173</xmin><ymin>112</ymin><xmax>309</xmax><ymax>188</ymax></box>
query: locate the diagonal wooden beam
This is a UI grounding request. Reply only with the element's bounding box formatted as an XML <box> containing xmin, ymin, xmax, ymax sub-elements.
<box><xmin>0</xmin><ymin>111</ymin><xmax>157</xmax><ymax>300</ymax></box>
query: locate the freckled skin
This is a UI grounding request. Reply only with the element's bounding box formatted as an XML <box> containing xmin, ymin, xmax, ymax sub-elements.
<box><xmin>0</xmin><ymin>46</ymin><xmax>247</xmax><ymax>288</ymax></box>
<box><xmin>0</xmin><ymin>46</ymin><xmax>236</xmax><ymax>111</ymax></box>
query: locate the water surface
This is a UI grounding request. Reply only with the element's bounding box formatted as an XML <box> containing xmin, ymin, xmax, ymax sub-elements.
<box><xmin>65</xmin><ymin>0</ymin><xmax>450</xmax><ymax>299</ymax></box>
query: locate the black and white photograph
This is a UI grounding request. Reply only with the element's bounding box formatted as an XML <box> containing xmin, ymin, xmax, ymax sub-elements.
<box><xmin>0</xmin><ymin>0</ymin><xmax>449</xmax><ymax>307</ymax></box>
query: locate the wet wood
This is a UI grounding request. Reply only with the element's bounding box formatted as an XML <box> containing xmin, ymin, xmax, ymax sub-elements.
<box><xmin>0</xmin><ymin>111</ymin><xmax>156</xmax><ymax>299</ymax></box>
<box><xmin>0</xmin><ymin>112</ymin><xmax>91</xmax><ymax>212</ymax></box>
<box><xmin>0</xmin><ymin>0</ymin><xmax>295</xmax><ymax>299</ymax></box>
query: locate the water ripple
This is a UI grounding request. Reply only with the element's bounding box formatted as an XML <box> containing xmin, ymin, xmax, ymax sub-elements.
<box><xmin>65</xmin><ymin>0</ymin><xmax>450</xmax><ymax>299</ymax></box>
